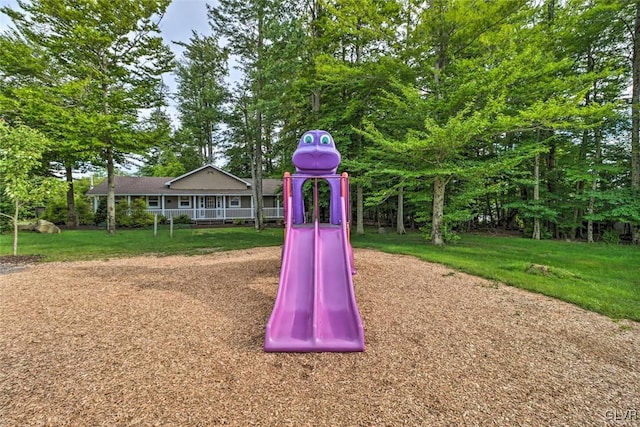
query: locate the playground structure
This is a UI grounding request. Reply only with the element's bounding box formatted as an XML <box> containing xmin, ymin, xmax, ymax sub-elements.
<box><xmin>264</xmin><ymin>130</ymin><xmax>365</xmax><ymax>352</ymax></box>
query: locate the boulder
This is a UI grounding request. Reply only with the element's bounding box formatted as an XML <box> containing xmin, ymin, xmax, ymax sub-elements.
<box><xmin>34</xmin><ymin>219</ymin><xmax>61</xmax><ymax>234</ymax></box>
<box><xmin>18</xmin><ymin>222</ymin><xmax>36</xmax><ymax>231</ymax></box>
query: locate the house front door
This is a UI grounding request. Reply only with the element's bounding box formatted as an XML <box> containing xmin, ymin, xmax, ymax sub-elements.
<box><xmin>216</xmin><ymin>196</ymin><xmax>224</xmax><ymax>219</ymax></box>
<box><xmin>199</xmin><ymin>196</ymin><xmax>217</xmax><ymax>219</ymax></box>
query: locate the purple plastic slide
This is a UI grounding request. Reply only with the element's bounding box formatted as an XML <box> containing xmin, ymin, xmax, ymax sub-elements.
<box><xmin>264</xmin><ymin>201</ymin><xmax>365</xmax><ymax>352</ymax></box>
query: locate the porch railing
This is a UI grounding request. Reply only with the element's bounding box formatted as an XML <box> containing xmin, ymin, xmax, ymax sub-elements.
<box><xmin>147</xmin><ymin>207</ymin><xmax>284</xmax><ymax>221</ymax></box>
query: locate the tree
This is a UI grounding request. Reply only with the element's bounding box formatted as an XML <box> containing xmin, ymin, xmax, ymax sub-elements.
<box><xmin>629</xmin><ymin>0</ymin><xmax>640</xmax><ymax>244</ymax></box>
<box><xmin>138</xmin><ymin>107</ymin><xmax>202</xmax><ymax>177</ymax></box>
<box><xmin>0</xmin><ymin>121</ymin><xmax>65</xmax><ymax>255</ymax></box>
<box><xmin>2</xmin><ymin>0</ymin><xmax>174</xmax><ymax>234</ymax></box>
<box><xmin>0</xmin><ymin>29</ymin><xmax>98</xmax><ymax>228</ymax></box>
<box><xmin>209</xmin><ymin>0</ymin><xmax>302</xmax><ymax>230</ymax></box>
<box><xmin>174</xmin><ymin>32</ymin><xmax>229</xmax><ymax>165</ymax></box>
<box><xmin>362</xmin><ymin>0</ymin><xmax>608</xmax><ymax>245</ymax></box>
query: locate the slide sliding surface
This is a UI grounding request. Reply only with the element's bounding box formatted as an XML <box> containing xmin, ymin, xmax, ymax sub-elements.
<box><xmin>314</xmin><ymin>225</ymin><xmax>365</xmax><ymax>351</ymax></box>
<box><xmin>264</xmin><ymin>226</ymin><xmax>315</xmax><ymax>351</ymax></box>
<box><xmin>264</xmin><ymin>220</ymin><xmax>364</xmax><ymax>352</ymax></box>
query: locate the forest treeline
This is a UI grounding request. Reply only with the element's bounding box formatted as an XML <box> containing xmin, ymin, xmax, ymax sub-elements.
<box><xmin>1</xmin><ymin>0</ymin><xmax>639</xmax><ymax>244</ymax></box>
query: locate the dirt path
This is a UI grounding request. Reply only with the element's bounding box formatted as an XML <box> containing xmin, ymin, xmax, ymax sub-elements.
<box><xmin>1</xmin><ymin>248</ymin><xmax>638</xmax><ymax>426</ymax></box>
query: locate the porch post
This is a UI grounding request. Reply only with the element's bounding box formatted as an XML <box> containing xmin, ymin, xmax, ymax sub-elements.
<box><xmin>93</xmin><ymin>196</ymin><xmax>98</xmax><ymax>213</ymax></box>
<box><xmin>161</xmin><ymin>195</ymin><xmax>165</xmax><ymax>216</ymax></box>
<box><xmin>223</xmin><ymin>195</ymin><xmax>226</xmax><ymax>220</ymax></box>
<box><xmin>250</xmin><ymin>195</ymin><xmax>254</xmax><ymax>219</ymax></box>
<box><xmin>276</xmin><ymin>197</ymin><xmax>280</xmax><ymax>218</ymax></box>
<box><xmin>193</xmin><ymin>196</ymin><xmax>197</xmax><ymax>220</ymax></box>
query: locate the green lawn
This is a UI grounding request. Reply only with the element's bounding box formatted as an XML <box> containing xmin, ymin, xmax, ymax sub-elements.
<box><xmin>352</xmin><ymin>231</ymin><xmax>640</xmax><ymax>322</ymax></box>
<box><xmin>0</xmin><ymin>226</ymin><xmax>284</xmax><ymax>261</ymax></box>
<box><xmin>2</xmin><ymin>227</ymin><xmax>638</xmax><ymax>321</ymax></box>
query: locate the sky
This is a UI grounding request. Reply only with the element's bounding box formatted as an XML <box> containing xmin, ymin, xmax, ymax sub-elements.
<box><xmin>0</xmin><ymin>0</ymin><xmax>214</xmax><ymax>126</ymax></box>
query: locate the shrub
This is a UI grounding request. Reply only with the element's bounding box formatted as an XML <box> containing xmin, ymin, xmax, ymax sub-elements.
<box><xmin>172</xmin><ymin>214</ymin><xmax>192</xmax><ymax>224</ymax></box>
<box><xmin>601</xmin><ymin>229</ymin><xmax>620</xmax><ymax>245</ymax></box>
<box><xmin>114</xmin><ymin>198</ymin><xmax>154</xmax><ymax>228</ymax></box>
<box><xmin>115</xmin><ymin>199</ymin><xmax>131</xmax><ymax>227</ymax></box>
<box><xmin>128</xmin><ymin>198</ymin><xmax>154</xmax><ymax>227</ymax></box>
<box><xmin>94</xmin><ymin>198</ymin><xmax>107</xmax><ymax>226</ymax></box>
<box><xmin>42</xmin><ymin>199</ymin><xmax>67</xmax><ymax>224</ymax></box>
<box><xmin>43</xmin><ymin>196</ymin><xmax>94</xmax><ymax>225</ymax></box>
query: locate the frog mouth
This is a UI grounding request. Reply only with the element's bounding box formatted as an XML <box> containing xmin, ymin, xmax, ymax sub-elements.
<box><xmin>293</xmin><ymin>153</ymin><xmax>340</xmax><ymax>173</ymax></box>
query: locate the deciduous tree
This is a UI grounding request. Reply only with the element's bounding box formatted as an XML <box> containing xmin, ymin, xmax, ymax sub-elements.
<box><xmin>2</xmin><ymin>0</ymin><xmax>174</xmax><ymax>234</ymax></box>
<box><xmin>0</xmin><ymin>121</ymin><xmax>65</xmax><ymax>255</ymax></box>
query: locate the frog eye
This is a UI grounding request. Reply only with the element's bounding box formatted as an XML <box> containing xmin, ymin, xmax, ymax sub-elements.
<box><xmin>303</xmin><ymin>134</ymin><xmax>313</xmax><ymax>144</ymax></box>
<box><xmin>320</xmin><ymin>135</ymin><xmax>331</xmax><ymax>145</ymax></box>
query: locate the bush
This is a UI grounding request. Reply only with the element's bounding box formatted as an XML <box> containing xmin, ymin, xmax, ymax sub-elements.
<box><xmin>172</xmin><ymin>214</ymin><xmax>192</xmax><ymax>224</ymax></box>
<box><xmin>129</xmin><ymin>198</ymin><xmax>154</xmax><ymax>227</ymax></box>
<box><xmin>115</xmin><ymin>198</ymin><xmax>154</xmax><ymax>228</ymax></box>
<box><xmin>601</xmin><ymin>229</ymin><xmax>620</xmax><ymax>245</ymax></box>
<box><xmin>115</xmin><ymin>199</ymin><xmax>131</xmax><ymax>227</ymax></box>
<box><xmin>43</xmin><ymin>197</ymin><xmax>94</xmax><ymax>225</ymax></box>
<box><xmin>94</xmin><ymin>198</ymin><xmax>107</xmax><ymax>226</ymax></box>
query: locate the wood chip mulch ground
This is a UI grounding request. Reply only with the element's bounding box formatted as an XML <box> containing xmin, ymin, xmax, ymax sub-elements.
<box><xmin>1</xmin><ymin>247</ymin><xmax>638</xmax><ymax>426</ymax></box>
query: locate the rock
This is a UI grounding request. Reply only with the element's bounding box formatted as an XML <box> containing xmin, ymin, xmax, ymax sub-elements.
<box><xmin>526</xmin><ymin>263</ymin><xmax>550</xmax><ymax>276</ymax></box>
<box><xmin>18</xmin><ymin>223</ymin><xmax>36</xmax><ymax>231</ymax></box>
<box><xmin>378</xmin><ymin>227</ymin><xmax>387</xmax><ymax>234</ymax></box>
<box><xmin>34</xmin><ymin>219</ymin><xmax>61</xmax><ymax>234</ymax></box>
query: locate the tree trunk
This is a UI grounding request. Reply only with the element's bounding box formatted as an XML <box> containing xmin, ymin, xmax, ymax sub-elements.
<box><xmin>397</xmin><ymin>186</ymin><xmax>406</xmax><ymax>235</ymax></box>
<box><xmin>532</xmin><ymin>152</ymin><xmax>541</xmax><ymax>240</ymax></box>
<box><xmin>309</xmin><ymin>0</ymin><xmax>322</xmax><ymax>120</ymax></box>
<box><xmin>106</xmin><ymin>147</ymin><xmax>116</xmax><ymax>234</ymax></box>
<box><xmin>356</xmin><ymin>183</ymin><xmax>364</xmax><ymax>235</ymax></box>
<box><xmin>65</xmin><ymin>164</ymin><xmax>78</xmax><ymax>227</ymax></box>
<box><xmin>572</xmin><ymin>193</ymin><xmax>582</xmax><ymax>240</ymax></box>
<box><xmin>431</xmin><ymin>176</ymin><xmax>446</xmax><ymax>245</ymax></box>
<box><xmin>13</xmin><ymin>198</ymin><xmax>19</xmax><ymax>256</ymax></box>
<box><xmin>546</xmin><ymin>140</ymin><xmax>557</xmax><ymax>238</ymax></box>
<box><xmin>252</xmin><ymin>13</ymin><xmax>265</xmax><ymax>231</ymax></box>
<box><xmin>632</xmin><ymin>2</ymin><xmax>640</xmax><ymax>244</ymax></box>
<box><xmin>206</xmin><ymin>120</ymin><xmax>214</xmax><ymax>164</ymax></box>
<box><xmin>573</xmin><ymin>128</ymin><xmax>589</xmax><ymax>239</ymax></box>
<box><xmin>573</xmin><ymin>50</ymin><xmax>594</xmax><ymax>240</ymax></box>
<box><xmin>250</xmin><ymin>109</ymin><xmax>264</xmax><ymax>231</ymax></box>
<box><xmin>101</xmin><ymin>74</ymin><xmax>116</xmax><ymax>235</ymax></box>
<box><xmin>587</xmin><ymin>130</ymin><xmax>602</xmax><ymax>243</ymax></box>
<box><xmin>253</xmin><ymin>139</ymin><xmax>264</xmax><ymax>231</ymax></box>
<box><xmin>311</xmin><ymin>90</ymin><xmax>321</xmax><ymax>116</ymax></box>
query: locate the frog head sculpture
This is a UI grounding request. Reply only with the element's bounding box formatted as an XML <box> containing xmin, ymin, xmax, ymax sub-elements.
<box><xmin>292</xmin><ymin>130</ymin><xmax>341</xmax><ymax>175</ymax></box>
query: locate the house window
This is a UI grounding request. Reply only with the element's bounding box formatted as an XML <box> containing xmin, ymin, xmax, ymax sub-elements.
<box><xmin>230</xmin><ymin>196</ymin><xmax>241</xmax><ymax>208</ymax></box>
<box><xmin>147</xmin><ymin>196</ymin><xmax>159</xmax><ymax>208</ymax></box>
<box><xmin>179</xmin><ymin>196</ymin><xmax>192</xmax><ymax>208</ymax></box>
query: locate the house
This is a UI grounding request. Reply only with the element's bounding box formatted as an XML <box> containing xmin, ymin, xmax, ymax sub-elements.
<box><xmin>86</xmin><ymin>164</ymin><xmax>284</xmax><ymax>223</ymax></box>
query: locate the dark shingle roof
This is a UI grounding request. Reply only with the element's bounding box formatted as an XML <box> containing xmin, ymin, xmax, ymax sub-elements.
<box><xmin>86</xmin><ymin>176</ymin><xmax>282</xmax><ymax>196</ymax></box>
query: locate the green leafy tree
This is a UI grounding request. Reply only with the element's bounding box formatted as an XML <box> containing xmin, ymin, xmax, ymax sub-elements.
<box><xmin>302</xmin><ymin>0</ymin><xmax>403</xmax><ymax>234</ymax></box>
<box><xmin>138</xmin><ymin>108</ymin><xmax>200</xmax><ymax>177</ymax></box>
<box><xmin>360</xmin><ymin>0</ymin><xmax>603</xmax><ymax>245</ymax></box>
<box><xmin>0</xmin><ymin>121</ymin><xmax>65</xmax><ymax>255</ymax></box>
<box><xmin>174</xmin><ymin>32</ymin><xmax>229</xmax><ymax>165</ymax></box>
<box><xmin>624</xmin><ymin>0</ymin><xmax>640</xmax><ymax>244</ymax></box>
<box><xmin>2</xmin><ymin>0</ymin><xmax>174</xmax><ymax>234</ymax></box>
<box><xmin>209</xmin><ymin>0</ymin><xmax>302</xmax><ymax>230</ymax></box>
<box><xmin>0</xmin><ymin>29</ymin><xmax>99</xmax><ymax>228</ymax></box>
